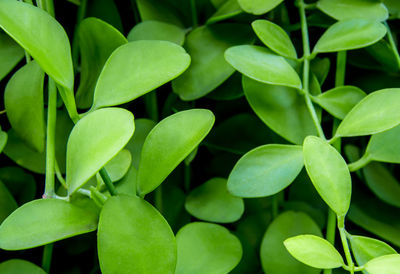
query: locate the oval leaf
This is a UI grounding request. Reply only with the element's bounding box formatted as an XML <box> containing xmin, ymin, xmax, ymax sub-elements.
<box><xmin>66</xmin><ymin>108</ymin><xmax>135</xmax><ymax>195</ymax></box>
<box><xmin>137</xmin><ymin>109</ymin><xmax>215</xmax><ymax>196</ymax></box>
<box><xmin>127</xmin><ymin>20</ymin><xmax>185</xmax><ymax>45</ymax></box>
<box><xmin>0</xmin><ymin>32</ymin><xmax>24</xmax><ymax>81</ymax></box>
<box><xmin>365</xmin><ymin>254</ymin><xmax>400</xmax><ymax>274</ymax></box>
<box><xmin>303</xmin><ymin>136</ymin><xmax>351</xmax><ymax>216</ymax></box>
<box><xmin>207</xmin><ymin>0</ymin><xmax>243</xmax><ymax>25</ymax></box>
<box><xmin>366</xmin><ymin>125</ymin><xmax>400</xmax><ymax>163</ymax></box>
<box><xmin>0</xmin><ymin>259</ymin><xmax>46</xmax><ymax>274</ymax></box>
<box><xmin>103</xmin><ymin>149</ymin><xmax>132</xmax><ymax>182</ymax></box>
<box><xmin>0</xmin><ymin>199</ymin><xmax>98</xmax><ymax>250</ymax></box>
<box><xmin>176</xmin><ymin>222</ymin><xmax>242</xmax><ymax>274</ymax></box>
<box><xmin>92</xmin><ymin>40</ymin><xmax>190</xmax><ymax>109</ymax></box>
<box><xmin>228</xmin><ymin>144</ymin><xmax>304</xmax><ymax>197</ymax></box>
<box><xmin>238</xmin><ymin>0</ymin><xmax>283</xmax><ymax>15</ymax></box>
<box><xmin>0</xmin><ymin>180</ymin><xmax>17</xmax><ymax>223</ymax></box>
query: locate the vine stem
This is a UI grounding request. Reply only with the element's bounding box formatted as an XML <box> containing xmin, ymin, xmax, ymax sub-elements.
<box><xmin>348</xmin><ymin>153</ymin><xmax>371</xmax><ymax>172</ymax></box>
<box><xmin>338</xmin><ymin>216</ymin><xmax>355</xmax><ymax>273</ymax></box>
<box><xmin>384</xmin><ymin>21</ymin><xmax>400</xmax><ymax>69</ymax></box>
<box><xmin>42</xmin><ymin>243</ymin><xmax>53</xmax><ymax>273</ymax></box>
<box><xmin>99</xmin><ymin>168</ymin><xmax>117</xmax><ymax>196</ymax></box>
<box><xmin>190</xmin><ymin>0</ymin><xmax>198</xmax><ymax>27</ymax></box>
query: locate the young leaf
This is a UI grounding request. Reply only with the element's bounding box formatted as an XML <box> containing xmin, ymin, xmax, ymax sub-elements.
<box><xmin>185</xmin><ymin>177</ymin><xmax>244</xmax><ymax>223</ymax></box>
<box><xmin>303</xmin><ymin>136</ymin><xmax>351</xmax><ymax>216</ymax></box>
<box><xmin>137</xmin><ymin>109</ymin><xmax>214</xmax><ymax>196</ymax></box>
<box><xmin>364</xmin><ymin>254</ymin><xmax>400</xmax><ymax>274</ymax></box>
<box><xmin>313</xmin><ymin>19</ymin><xmax>387</xmax><ymax>53</ymax></box>
<box><xmin>4</xmin><ymin>61</ymin><xmax>45</xmax><ymax>152</ymax></box>
<box><xmin>335</xmin><ymin>88</ymin><xmax>400</xmax><ymax>137</ymax></box>
<box><xmin>310</xmin><ymin>57</ymin><xmax>330</xmax><ymax>85</ymax></box>
<box><xmin>227</xmin><ymin>144</ymin><xmax>303</xmax><ymax>197</ymax></box>
<box><xmin>102</xmin><ymin>149</ymin><xmax>132</xmax><ymax>182</ymax></box>
<box><xmin>0</xmin><ymin>180</ymin><xmax>17</xmax><ymax>223</ymax></box>
<box><xmin>0</xmin><ymin>199</ymin><xmax>98</xmax><ymax>250</ymax></box>
<box><xmin>92</xmin><ymin>40</ymin><xmax>190</xmax><ymax>109</ymax></box>
<box><xmin>238</xmin><ymin>0</ymin><xmax>284</xmax><ymax>15</ymax></box>
<box><xmin>0</xmin><ymin>259</ymin><xmax>46</xmax><ymax>274</ymax></box>
<box><xmin>66</xmin><ymin>108</ymin><xmax>134</xmax><ymax>195</ymax></box>
<box><xmin>175</xmin><ymin>222</ymin><xmax>242</xmax><ymax>274</ymax></box>
<box><xmin>252</xmin><ymin>19</ymin><xmax>297</xmax><ymax>59</ymax></box>
<box><xmin>207</xmin><ymin>0</ymin><xmax>243</xmax><ymax>25</ymax></box>
<box><xmin>127</xmin><ymin>20</ymin><xmax>185</xmax><ymax>45</ymax></box>
<box><xmin>98</xmin><ymin>195</ymin><xmax>176</xmax><ymax>274</ymax></box>
<box><xmin>225</xmin><ymin>45</ymin><xmax>302</xmax><ymax>89</ymax></box>
<box><xmin>0</xmin><ymin>32</ymin><xmax>24</xmax><ymax>81</ymax></box>
<box><xmin>284</xmin><ymin>235</ymin><xmax>344</xmax><ymax>269</ymax></box>
<box><xmin>366</xmin><ymin>125</ymin><xmax>400</xmax><ymax>163</ymax></box>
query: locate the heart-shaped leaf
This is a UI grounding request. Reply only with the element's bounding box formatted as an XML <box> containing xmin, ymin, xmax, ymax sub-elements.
<box><xmin>364</xmin><ymin>254</ymin><xmax>400</xmax><ymax>274</ymax></box>
<box><xmin>98</xmin><ymin>195</ymin><xmax>176</xmax><ymax>274</ymax></box>
<box><xmin>0</xmin><ymin>199</ymin><xmax>98</xmax><ymax>250</ymax></box>
<box><xmin>0</xmin><ymin>259</ymin><xmax>46</xmax><ymax>274</ymax></box>
<box><xmin>0</xmin><ymin>32</ymin><xmax>24</xmax><ymax>81</ymax></box>
<box><xmin>137</xmin><ymin>109</ymin><xmax>214</xmax><ymax>196</ymax></box>
<box><xmin>66</xmin><ymin>108</ymin><xmax>134</xmax><ymax>195</ymax></box>
<box><xmin>238</xmin><ymin>0</ymin><xmax>284</xmax><ymax>15</ymax></box>
<box><xmin>92</xmin><ymin>40</ymin><xmax>190</xmax><ymax>109</ymax></box>
<box><xmin>366</xmin><ymin>125</ymin><xmax>400</xmax><ymax>163</ymax></box>
<box><xmin>127</xmin><ymin>20</ymin><xmax>185</xmax><ymax>45</ymax></box>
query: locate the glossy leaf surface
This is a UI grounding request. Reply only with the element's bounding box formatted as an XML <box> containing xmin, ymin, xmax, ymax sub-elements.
<box><xmin>127</xmin><ymin>20</ymin><xmax>185</xmax><ymax>45</ymax></box>
<box><xmin>366</xmin><ymin>125</ymin><xmax>400</xmax><ymax>163</ymax></box>
<box><xmin>364</xmin><ymin>254</ymin><xmax>400</xmax><ymax>274</ymax></box>
<box><xmin>0</xmin><ymin>259</ymin><xmax>46</xmax><ymax>274</ymax></box>
<box><xmin>0</xmin><ymin>32</ymin><xmax>24</xmax><ymax>81</ymax></box>
<box><xmin>238</xmin><ymin>0</ymin><xmax>283</xmax><ymax>15</ymax></box>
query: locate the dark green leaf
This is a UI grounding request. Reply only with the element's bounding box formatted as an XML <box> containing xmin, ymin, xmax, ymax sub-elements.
<box><xmin>0</xmin><ymin>32</ymin><xmax>24</xmax><ymax>81</ymax></box>
<box><xmin>238</xmin><ymin>0</ymin><xmax>284</xmax><ymax>15</ymax></box>
<box><xmin>127</xmin><ymin>20</ymin><xmax>185</xmax><ymax>45</ymax></box>
<box><xmin>0</xmin><ymin>259</ymin><xmax>46</xmax><ymax>274</ymax></box>
<box><xmin>0</xmin><ymin>180</ymin><xmax>17</xmax><ymax>224</ymax></box>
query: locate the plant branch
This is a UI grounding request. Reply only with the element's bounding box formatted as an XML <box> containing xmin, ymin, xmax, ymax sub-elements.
<box><xmin>384</xmin><ymin>21</ymin><xmax>400</xmax><ymax>70</ymax></box>
<box><xmin>348</xmin><ymin>153</ymin><xmax>371</xmax><ymax>172</ymax></box>
<box><xmin>99</xmin><ymin>168</ymin><xmax>117</xmax><ymax>196</ymax></box>
<box><xmin>42</xmin><ymin>243</ymin><xmax>53</xmax><ymax>273</ymax></box>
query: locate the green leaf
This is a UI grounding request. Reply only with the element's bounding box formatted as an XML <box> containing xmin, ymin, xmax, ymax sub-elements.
<box><xmin>252</xmin><ymin>19</ymin><xmax>297</xmax><ymax>59</ymax></box>
<box><xmin>284</xmin><ymin>235</ymin><xmax>344</xmax><ymax>269</ymax></box>
<box><xmin>98</xmin><ymin>195</ymin><xmax>176</xmax><ymax>274</ymax></box>
<box><xmin>243</xmin><ymin>76</ymin><xmax>317</xmax><ymax>144</ymax></box>
<box><xmin>303</xmin><ymin>136</ymin><xmax>351</xmax><ymax>216</ymax></box>
<box><xmin>349</xmin><ymin>235</ymin><xmax>397</xmax><ymax>266</ymax></box>
<box><xmin>137</xmin><ymin>109</ymin><xmax>214</xmax><ymax>196</ymax></box>
<box><xmin>238</xmin><ymin>0</ymin><xmax>284</xmax><ymax>15</ymax></box>
<box><xmin>313</xmin><ymin>86</ymin><xmax>366</xmax><ymax>120</ymax></box>
<box><xmin>127</xmin><ymin>20</ymin><xmax>185</xmax><ymax>45</ymax></box>
<box><xmin>86</xmin><ymin>0</ymin><xmax>123</xmax><ymax>31</ymax></box>
<box><xmin>225</xmin><ymin>45</ymin><xmax>302</xmax><ymax>89</ymax></box>
<box><xmin>335</xmin><ymin>88</ymin><xmax>400</xmax><ymax>137</ymax></box>
<box><xmin>317</xmin><ymin>0</ymin><xmax>388</xmax><ymax>21</ymax></box>
<box><xmin>313</xmin><ymin>19</ymin><xmax>387</xmax><ymax>53</ymax></box>
<box><xmin>114</xmin><ymin>166</ymin><xmax>137</xmax><ymax>196</ymax></box>
<box><xmin>227</xmin><ymin>144</ymin><xmax>303</xmax><ymax>197</ymax></box>
<box><xmin>260</xmin><ymin>211</ymin><xmax>322</xmax><ymax>274</ymax></box>
<box><xmin>384</xmin><ymin>0</ymin><xmax>400</xmax><ymax>18</ymax></box>
<box><xmin>0</xmin><ymin>259</ymin><xmax>46</xmax><ymax>274</ymax></box>
<box><xmin>185</xmin><ymin>177</ymin><xmax>244</xmax><ymax>223</ymax></box>
<box><xmin>103</xmin><ymin>149</ymin><xmax>132</xmax><ymax>182</ymax></box>
<box><xmin>366</xmin><ymin>125</ymin><xmax>400</xmax><ymax>163</ymax></box>
<box><xmin>0</xmin><ymin>180</ymin><xmax>17</xmax><ymax>224</ymax></box>
<box><xmin>137</xmin><ymin>0</ymin><xmax>184</xmax><ymax>27</ymax></box>
<box><xmin>365</xmin><ymin>254</ymin><xmax>400</xmax><ymax>274</ymax></box>
<box><xmin>76</xmin><ymin>17</ymin><xmax>127</xmax><ymax>109</ymax></box>
<box><xmin>0</xmin><ymin>32</ymin><xmax>24</xmax><ymax>81</ymax></box>
<box><xmin>4</xmin><ymin>61</ymin><xmax>45</xmax><ymax>152</ymax></box>
<box><xmin>0</xmin><ymin>199</ymin><xmax>98</xmax><ymax>250</ymax></box>
<box><xmin>66</xmin><ymin>108</ymin><xmax>135</xmax><ymax>195</ymax></box>
<box><xmin>311</xmin><ymin>57</ymin><xmax>330</xmax><ymax>85</ymax></box>
<box><xmin>207</xmin><ymin>0</ymin><xmax>243</xmax><ymax>25</ymax></box>
<box><xmin>175</xmin><ymin>222</ymin><xmax>242</xmax><ymax>274</ymax></box>
<box><xmin>172</xmin><ymin>24</ymin><xmax>253</xmax><ymax>101</ymax></box>
<box><xmin>0</xmin><ymin>166</ymin><xmax>36</xmax><ymax>205</ymax></box>
<box><xmin>0</xmin><ymin>129</ymin><xmax>7</xmax><ymax>153</ymax></box>
<box><xmin>92</xmin><ymin>40</ymin><xmax>190</xmax><ymax>109</ymax></box>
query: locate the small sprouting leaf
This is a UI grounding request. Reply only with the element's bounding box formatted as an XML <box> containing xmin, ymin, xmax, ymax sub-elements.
<box><xmin>260</xmin><ymin>211</ymin><xmax>322</xmax><ymax>274</ymax></box>
<box><xmin>284</xmin><ymin>235</ymin><xmax>344</xmax><ymax>269</ymax></box>
<box><xmin>335</xmin><ymin>88</ymin><xmax>400</xmax><ymax>137</ymax></box>
<box><xmin>92</xmin><ymin>40</ymin><xmax>190</xmax><ymax>109</ymax></box>
<box><xmin>0</xmin><ymin>180</ymin><xmax>17</xmax><ymax>223</ymax></box>
<box><xmin>252</xmin><ymin>19</ymin><xmax>297</xmax><ymax>59</ymax></box>
<box><xmin>137</xmin><ymin>109</ymin><xmax>214</xmax><ymax>196</ymax></box>
<box><xmin>185</xmin><ymin>177</ymin><xmax>244</xmax><ymax>223</ymax></box>
<box><xmin>303</xmin><ymin>136</ymin><xmax>351</xmax><ymax>216</ymax></box>
<box><xmin>317</xmin><ymin>0</ymin><xmax>389</xmax><ymax>21</ymax></box>
<box><xmin>313</xmin><ymin>19</ymin><xmax>387</xmax><ymax>53</ymax></box>
<box><xmin>0</xmin><ymin>199</ymin><xmax>98</xmax><ymax>250</ymax></box>
<box><xmin>4</xmin><ymin>61</ymin><xmax>45</xmax><ymax>152</ymax></box>
<box><xmin>366</xmin><ymin>125</ymin><xmax>400</xmax><ymax>163</ymax></box>
<box><xmin>76</xmin><ymin>17</ymin><xmax>127</xmax><ymax>109</ymax></box>
<box><xmin>313</xmin><ymin>86</ymin><xmax>366</xmax><ymax>120</ymax></box>
<box><xmin>127</xmin><ymin>20</ymin><xmax>185</xmax><ymax>45</ymax></box>
<box><xmin>349</xmin><ymin>235</ymin><xmax>397</xmax><ymax>266</ymax></box>
<box><xmin>225</xmin><ymin>45</ymin><xmax>302</xmax><ymax>89</ymax></box>
<box><xmin>0</xmin><ymin>259</ymin><xmax>46</xmax><ymax>274</ymax></box>
<box><xmin>207</xmin><ymin>0</ymin><xmax>243</xmax><ymax>25</ymax></box>
<box><xmin>238</xmin><ymin>0</ymin><xmax>284</xmax><ymax>15</ymax></box>
<box><xmin>103</xmin><ymin>149</ymin><xmax>132</xmax><ymax>182</ymax></box>
<box><xmin>66</xmin><ymin>108</ymin><xmax>134</xmax><ymax>195</ymax></box>
<box><xmin>0</xmin><ymin>32</ymin><xmax>24</xmax><ymax>81</ymax></box>
<box><xmin>364</xmin><ymin>254</ymin><xmax>400</xmax><ymax>274</ymax></box>
<box><xmin>175</xmin><ymin>222</ymin><xmax>242</xmax><ymax>274</ymax></box>
<box><xmin>98</xmin><ymin>195</ymin><xmax>176</xmax><ymax>274</ymax></box>
<box><xmin>227</xmin><ymin>144</ymin><xmax>303</xmax><ymax>197</ymax></box>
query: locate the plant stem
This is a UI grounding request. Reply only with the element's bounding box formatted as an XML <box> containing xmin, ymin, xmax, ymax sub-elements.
<box><xmin>42</xmin><ymin>243</ymin><xmax>53</xmax><ymax>273</ymax></box>
<box><xmin>190</xmin><ymin>0</ymin><xmax>198</xmax><ymax>27</ymax></box>
<box><xmin>54</xmin><ymin>160</ymin><xmax>67</xmax><ymax>189</ymax></box>
<box><xmin>348</xmin><ymin>153</ymin><xmax>371</xmax><ymax>172</ymax></box>
<box><xmin>44</xmin><ymin>78</ymin><xmax>57</xmax><ymax>198</ymax></box>
<box><xmin>99</xmin><ymin>168</ymin><xmax>117</xmax><ymax>196</ymax></box>
<box><xmin>338</xmin><ymin>216</ymin><xmax>355</xmax><ymax>273</ymax></box>
<box><xmin>271</xmin><ymin>194</ymin><xmax>278</xmax><ymax>219</ymax></box>
<box><xmin>384</xmin><ymin>21</ymin><xmax>400</xmax><ymax>70</ymax></box>
<box><xmin>45</xmin><ymin>0</ymin><xmax>55</xmax><ymax>17</ymax></box>
<box><xmin>72</xmin><ymin>0</ymin><xmax>88</xmax><ymax>71</ymax></box>
<box><xmin>144</xmin><ymin>91</ymin><xmax>159</xmax><ymax>122</ymax></box>
<box><xmin>335</xmin><ymin>51</ymin><xmax>347</xmax><ymax>87</ymax></box>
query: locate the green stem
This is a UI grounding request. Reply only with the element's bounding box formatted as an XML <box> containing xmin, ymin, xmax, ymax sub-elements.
<box><xmin>44</xmin><ymin>79</ymin><xmax>57</xmax><ymax>198</ymax></box>
<box><xmin>99</xmin><ymin>168</ymin><xmax>117</xmax><ymax>196</ymax></box>
<box><xmin>338</xmin><ymin>216</ymin><xmax>355</xmax><ymax>273</ymax></box>
<box><xmin>54</xmin><ymin>160</ymin><xmax>67</xmax><ymax>189</ymax></box>
<box><xmin>42</xmin><ymin>243</ymin><xmax>53</xmax><ymax>273</ymax></box>
<box><xmin>384</xmin><ymin>21</ymin><xmax>400</xmax><ymax>70</ymax></box>
<box><xmin>190</xmin><ymin>0</ymin><xmax>198</xmax><ymax>27</ymax></box>
<box><xmin>348</xmin><ymin>153</ymin><xmax>371</xmax><ymax>172</ymax></box>
<box><xmin>324</xmin><ymin>208</ymin><xmax>337</xmax><ymax>273</ymax></box>
<box><xmin>144</xmin><ymin>91</ymin><xmax>159</xmax><ymax>122</ymax></box>
<box><xmin>335</xmin><ymin>51</ymin><xmax>347</xmax><ymax>87</ymax></box>
<box><xmin>271</xmin><ymin>194</ymin><xmax>278</xmax><ymax>219</ymax></box>
<box><xmin>45</xmin><ymin>0</ymin><xmax>55</xmax><ymax>17</ymax></box>
<box><xmin>72</xmin><ymin>0</ymin><xmax>88</xmax><ymax>71</ymax></box>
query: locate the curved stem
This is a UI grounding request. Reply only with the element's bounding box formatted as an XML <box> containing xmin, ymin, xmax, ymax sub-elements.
<box><xmin>348</xmin><ymin>153</ymin><xmax>371</xmax><ymax>172</ymax></box>
<box><xmin>54</xmin><ymin>160</ymin><xmax>67</xmax><ymax>189</ymax></box>
<box><xmin>99</xmin><ymin>168</ymin><xmax>117</xmax><ymax>196</ymax></box>
<box><xmin>384</xmin><ymin>21</ymin><xmax>400</xmax><ymax>69</ymax></box>
<box><xmin>272</xmin><ymin>194</ymin><xmax>279</xmax><ymax>219</ymax></box>
<box><xmin>72</xmin><ymin>0</ymin><xmax>88</xmax><ymax>71</ymax></box>
<box><xmin>335</xmin><ymin>51</ymin><xmax>347</xmax><ymax>87</ymax></box>
<box><xmin>42</xmin><ymin>243</ymin><xmax>53</xmax><ymax>273</ymax></box>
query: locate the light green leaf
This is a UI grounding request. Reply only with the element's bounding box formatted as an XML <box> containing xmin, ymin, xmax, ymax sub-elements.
<box><xmin>66</xmin><ymin>108</ymin><xmax>134</xmax><ymax>195</ymax></box>
<box><xmin>227</xmin><ymin>144</ymin><xmax>303</xmax><ymax>197</ymax></box>
<box><xmin>76</xmin><ymin>17</ymin><xmax>127</xmax><ymax>109</ymax></box>
<box><xmin>225</xmin><ymin>45</ymin><xmax>302</xmax><ymax>89</ymax></box>
<box><xmin>137</xmin><ymin>109</ymin><xmax>214</xmax><ymax>196</ymax></box>
<box><xmin>366</xmin><ymin>125</ymin><xmax>400</xmax><ymax>163</ymax></box>
<box><xmin>172</xmin><ymin>24</ymin><xmax>253</xmax><ymax>101</ymax></box>
<box><xmin>260</xmin><ymin>211</ymin><xmax>322</xmax><ymax>274</ymax></box>
<box><xmin>185</xmin><ymin>177</ymin><xmax>244</xmax><ymax>223</ymax></box>
<box><xmin>176</xmin><ymin>222</ymin><xmax>242</xmax><ymax>274</ymax></box>
<box><xmin>103</xmin><ymin>149</ymin><xmax>132</xmax><ymax>182</ymax></box>
<box><xmin>5</xmin><ymin>61</ymin><xmax>45</xmax><ymax>152</ymax></box>
<box><xmin>0</xmin><ymin>180</ymin><xmax>17</xmax><ymax>224</ymax></box>
<box><xmin>207</xmin><ymin>0</ymin><xmax>243</xmax><ymax>25</ymax></box>
<box><xmin>335</xmin><ymin>88</ymin><xmax>400</xmax><ymax>137</ymax></box>
<box><xmin>317</xmin><ymin>0</ymin><xmax>388</xmax><ymax>21</ymax></box>
<box><xmin>0</xmin><ymin>32</ymin><xmax>24</xmax><ymax>81</ymax></box>
<box><xmin>92</xmin><ymin>40</ymin><xmax>190</xmax><ymax>109</ymax></box>
<box><xmin>98</xmin><ymin>195</ymin><xmax>176</xmax><ymax>274</ymax></box>
<box><xmin>238</xmin><ymin>0</ymin><xmax>284</xmax><ymax>15</ymax></box>
<box><xmin>0</xmin><ymin>199</ymin><xmax>98</xmax><ymax>250</ymax></box>
<box><xmin>252</xmin><ymin>19</ymin><xmax>297</xmax><ymax>59</ymax></box>
<box><xmin>127</xmin><ymin>20</ymin><xmax>185</xmax><ymax>45</ymax></box>
<box><xmin>284</xmin><ymin>235</ymin><xmax>344</xmax><ymax>269</ymax></box>
<box><xmin>0</xmin><ymin>259</ymin><xmax>46</xmax><ymax>274</ymax></box>
<box><xmin>313</xmin><ymin>19</ymin><xmax>387</xmax><ymax>53</ymax></box>
<box><xmin>303</xmin><ymin>136</ymin><xmax>351</xmax><ymax>216</ymax></box>
<box><xmin>311</xmin><ymin>57</ymin><xmax>330</xmax><ymax>85</ymax></box>
<box><xmin>365</xmin><ymin>254</ymin><xmax>400</xmax><ymax>274</ymax></box>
